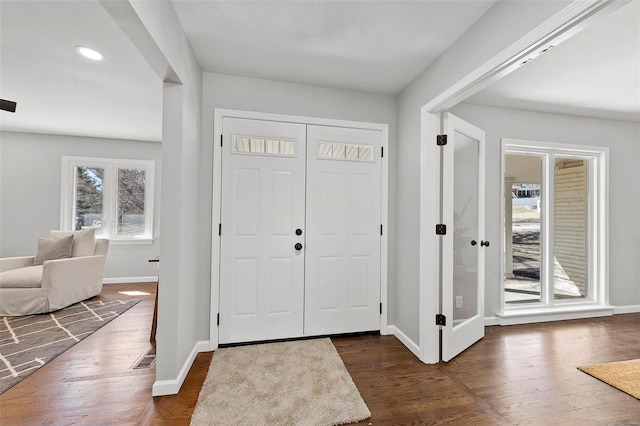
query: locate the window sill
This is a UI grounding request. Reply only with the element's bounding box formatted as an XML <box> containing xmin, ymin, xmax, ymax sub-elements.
<box><xmin>107</xmin><ymin>238</ymin><xmax>154</xmax><ymax>245</ymax></box>
<box><xmin>495</xmin><ymin>304</ymin><xmax>613</xmax><ymax>325</ymax></box>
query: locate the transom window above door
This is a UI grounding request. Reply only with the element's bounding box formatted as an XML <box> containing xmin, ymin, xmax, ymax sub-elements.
<box><xmin>232</xmin><ymin>135</ymin><xmax>296</xmax><ymax>157</ymax></box>
<box><xmin>317</xmin><ymin>142</ymin><xmax>374</xmax><ymax>162</ymax></box>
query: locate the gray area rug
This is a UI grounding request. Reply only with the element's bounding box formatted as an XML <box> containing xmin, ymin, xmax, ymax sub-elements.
<box><xmin>0</xmin><ymin>299</ymin><xmax>139</xmax><ymax>394</ymax></box>
<box><xmin>191</xmin><ymin>338</ymin><xmax>371</xmax><ymax>426</ymax></box>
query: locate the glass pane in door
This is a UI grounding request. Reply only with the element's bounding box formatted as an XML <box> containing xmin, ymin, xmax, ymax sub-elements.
<box><xmin>504</xmin><ymin>154</ymin><xmax>543</xmax><ymax>304</ymax></box>
<box><xmin>554</xmin><ymin>157</ymin><xmax>589</xmax><ymax>300</ymax></box>
<box><xmin>452</xmin><ymin>131</ymin><xmax>479</xmax><ymax>327</ymax></box>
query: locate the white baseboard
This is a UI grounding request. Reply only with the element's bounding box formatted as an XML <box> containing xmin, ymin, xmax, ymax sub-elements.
<box><xmin>152</xmin><ymin>340</ymin><xmax>210</xmax><ymax>396</ymax></box>
<box><xmin>613</xmin><ymin>305</ymin><xmax>640</xmax><ymax>314</ymax></box>
<box><xmin>484</xmin><ymin>316</ymin><xmax>499</xmax><ymax>326</ymax></box>
<box><xmin>103</xmin><ymin>276</ymin><xmax>158</xmax><ymax>284</ymax></box>
<box><xmin>387</xmin><ymin>325</ymin><xmax>420</xmax><ymax>359</ymax></box>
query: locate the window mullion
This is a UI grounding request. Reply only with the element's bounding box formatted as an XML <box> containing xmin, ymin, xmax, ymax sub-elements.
<box><xmin>104</xmin><ymin>163</ymin><xmax>115</xmax><ymax>238</ymax></box>
<box><xmin>69</xmin><ymin>164</ymin><xmax>79</xmax><ymax>230</ymax></box>
<box><xmin>543</xmin><ymin>152</ymin><xmax>554</xmax><ymax>308</ymax></box>
<box><xmin>589</xmin><ymin>157</ymin><xmax>598</xmax><ymax>303</ymax></box>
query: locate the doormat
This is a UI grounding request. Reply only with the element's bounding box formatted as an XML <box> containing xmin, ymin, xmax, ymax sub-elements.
<box><xmin>191</xmin><ymin>338</ymin><xmax>370</xmax><ymax>425</ymax></box>
<box><xmin>578</xmin><ymin>359</ymin><xmax>640</xmax><ymax>399</ymax></box>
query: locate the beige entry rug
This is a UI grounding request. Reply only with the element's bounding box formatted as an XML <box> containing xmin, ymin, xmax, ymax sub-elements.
<box><xmin>578</xmin><ymin>359</ymin><xmax>640</xmax><ymax>399</ymax></box>
<box><xmin>191</xmin><ymin>338</ymin><xmax>371</xmax><ymax>426</ymax></box>
<box><xmin>0</xmin><ymin>299</ymin><xmax>139</xmax><ymax>394</ymax></box>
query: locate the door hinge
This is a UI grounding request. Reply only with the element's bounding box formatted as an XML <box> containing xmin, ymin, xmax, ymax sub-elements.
<box><xmin>436</xmin><ymin>314</ymin><xmax>446</xmax><ymax>326</ymax></box>
<box><xmin>436</xmin><ymin>224</ymin><xmax>447</xmax><ymax>235</ymax></box>
<box><xmin>217</xmin><ymin>313</ymin><xmax>220</xmax><ymax>326</ymax></box>
<box><xmin>437</xmin><ymin>134</ymin><xmax>447</xmax><ymax>146</ymax></box>
<box><xmin>220</xmin><ymin>134</ymin><xmax>223</xmax><ymax>147</ymax></box>
<box><xmin>381</xmin><ymin>146</ymin><xmax>384</xmax><ymax>158</ymax></box>
<box><xmin>380</xmin><ymin>302</ymin><xmax>383</xmax><ymax>315</ymax></box>
<box><xmin>218</xmin><ymin>223</ymin><xmax>222</xmax><ymax>236</ymax></box>
<box><xmin>380</xmin><ymin>224</ymin><xmax>383</xmax><ymax>236</ymax></box>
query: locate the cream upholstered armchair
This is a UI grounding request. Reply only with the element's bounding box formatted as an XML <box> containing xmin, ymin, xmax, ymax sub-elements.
<box><xmin>0</xmin><ymin>229</ymin><xmax>109</xmax><ymax>316</ymax></box>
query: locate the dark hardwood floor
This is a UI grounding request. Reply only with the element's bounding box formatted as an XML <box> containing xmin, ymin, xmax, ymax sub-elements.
<box><xmin>2</xmin><ymin>283</ymin><xmax>639</xmax><ymax>425</ymax></box>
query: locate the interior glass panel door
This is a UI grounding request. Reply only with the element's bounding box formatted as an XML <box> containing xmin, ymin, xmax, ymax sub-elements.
<box><xmin>441</xmin><ymin>113</ymin><xmax>485</xmax><ymax>362</ymax></box>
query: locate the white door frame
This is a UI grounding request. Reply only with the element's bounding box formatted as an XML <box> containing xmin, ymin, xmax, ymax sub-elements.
<box><xmin>210</xmin><ymin>109</ymin><xmax>390</xmax><ymax>350</ymax></box>
<box><xmin>418</xmin><ymin>0</ymin><xmax>626</xmax><ymax>363</ymax></box>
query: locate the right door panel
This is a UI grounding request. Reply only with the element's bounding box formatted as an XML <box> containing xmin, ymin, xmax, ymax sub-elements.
<box><xmin>304</xmin><ymin>125</ymin><xmax>382</xmax><ymax>335</ymax></box>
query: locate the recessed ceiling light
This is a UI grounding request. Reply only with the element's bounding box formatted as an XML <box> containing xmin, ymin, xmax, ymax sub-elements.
<box><xmin>75</xmin><ymin>45</ymin><xmax>104</xmax><ymax>61</ymax></box>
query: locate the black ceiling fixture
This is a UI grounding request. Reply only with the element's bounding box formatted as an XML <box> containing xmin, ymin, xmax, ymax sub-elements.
<box><xmin>0</xmin><ymin>99</ymin><xmax>17</xmax><ymax>113</ymax></box>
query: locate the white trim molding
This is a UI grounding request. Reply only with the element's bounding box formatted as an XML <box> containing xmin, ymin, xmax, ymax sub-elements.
<box><xmin>388</xmin><ymin>325</ymin><xmax>420</xmax><ymax>359</ymax></box>
<box><xmin>496</xmin><ymin>305</ymin><xmax>613</xmax><ymax>326</ymax></box>
<box><xmin>103</xmin><ymin>276</ymin><xmax>158</xmax><ymax>284</ymax></box>
<box><xmin>152</xmin><ymin>340</ymin><xmax>210</xmax><ymax>396</ymax></box>
<box><xmin>484</xmin><ymin>317</ymin><xmax>499</xmax><ymax>326</ymax></box>
<box><xmin>612</xmin><ymin>305</ymin><xmax>640</xmax><ymax>315</ymax></box>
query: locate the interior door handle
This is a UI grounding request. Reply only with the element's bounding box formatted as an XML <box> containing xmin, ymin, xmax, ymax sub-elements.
<box><xmin>471</xmin><ymin>240</ymin><xmax>477</xmax><ymax>246</ymax></box>
<box><xmin>295</xmin><ymin>243</ymin><xmax>303</xmax><ymax>251</ymax></box>
<box><xmin>481</xmin><ymin>240</ymin><xmax>490</xmax><ymax>247</ymax></box>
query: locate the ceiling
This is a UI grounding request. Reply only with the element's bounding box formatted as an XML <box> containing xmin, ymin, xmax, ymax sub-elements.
<box><xmin>0</xmin><ymin>1</ymin><xmax>637</xmax><ymax>143</ymax></box>
<box><xmin>0</xmin><ymin>1</ymin><xmax>162</xmax><ymax>141</ymax></box>
<box><xmin>171</xmin><ymin>1</ymin><xmax>496</xmax><ymax>95</ymax></box>
<box><xmin>467</xmin><ymin>0</ymin><xmax>640</xmax><ymax>122</ymax></box>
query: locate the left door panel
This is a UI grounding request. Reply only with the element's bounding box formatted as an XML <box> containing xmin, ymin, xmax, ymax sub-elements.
<box><xmin>219</xmin><ymin>117</ymin><xmax>307</xmax><ymax>344</ymax></box>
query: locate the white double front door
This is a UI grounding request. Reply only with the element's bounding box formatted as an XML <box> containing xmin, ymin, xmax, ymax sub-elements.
<box><xmin>219</xmin><ymin>117</ymin><xmax>382</xmax><ymax>344</ymax></box>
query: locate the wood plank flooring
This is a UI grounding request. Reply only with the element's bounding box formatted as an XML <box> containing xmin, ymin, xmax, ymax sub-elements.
<box><xmin>2</xmin><ymin>282</ymin><xmax>639</xmax><ymax>425</ymax></box>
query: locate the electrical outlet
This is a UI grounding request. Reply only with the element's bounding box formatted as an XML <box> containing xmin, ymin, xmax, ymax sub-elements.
<box><xmin>455</xmin><ymin>296</ymin><xmax>463</xmax><ymax>309</ymax></box>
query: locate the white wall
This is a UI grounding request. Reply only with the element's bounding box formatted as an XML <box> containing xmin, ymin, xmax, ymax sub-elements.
<box><xmin>0</xmin><ymin>131</ymin><xmax>160</xmax><ymax>279</ymax></box>
<box><xmin>395</xmin><ymin>1</ymin><xmax>571</xmax><ymax>345</ymax></box>
<box><xmin>451</xmin><ymin>102</ymin><xmax>640</xmax><ymax>313</ymax></box>
<box><xmin>127</xmin><ymin>0</ymin><xmax>203</xmax><ymax>391</ymax></box>
<box><xmin>199</xmin><ymin>72</ymin><xmax>398</xmax><ymax>331</ymax></box>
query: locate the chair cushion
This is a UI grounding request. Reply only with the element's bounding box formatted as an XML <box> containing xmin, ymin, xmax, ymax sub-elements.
<box><xmin>33</xmin><ymin>235</ymin><xmax>74</xmax><ymax>265</ymax></box>
<box><xmin>0</xmin><ymin>265</ymin><xmax>44</xmax><ymax>288</ymax></box>
<box><xmin>50</xmin><ymin>228</ymin><xmax>96</xmax><ymax>257</ymax></box>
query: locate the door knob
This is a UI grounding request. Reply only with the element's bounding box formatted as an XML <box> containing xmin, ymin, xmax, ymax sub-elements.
<box><xmin>295</xmin><ymin>228</ymin><xmax>302</xmax><ymax>236</ymax></box>
<box><xmin>471</xmin><ymin>240</ymin><xmax>477</xmax><ymax>246</ymax></box>
<box><xmin>480</xmin><ymin>240</ymin><xmax>490</xmax><ymax>247</ymax></box>
<box><xmin>295</xmin><ymin>243</ymin><xmax>303</xmax><ymax>251</ymax></box>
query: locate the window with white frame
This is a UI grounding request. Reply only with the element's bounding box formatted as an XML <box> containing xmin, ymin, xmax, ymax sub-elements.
<box><xmin>61</xmin><ymin>156</ymin><xmax>155</xmax><ymax>242</ymax></box>
<box><xmin>501</xmin><ymin>139</ymin><xmax>608</xmax><ymax>311</ymax></box>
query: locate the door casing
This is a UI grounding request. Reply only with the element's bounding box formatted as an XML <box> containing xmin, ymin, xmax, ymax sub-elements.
<box><xmin>210</xmin><ymin>109</ymin><xmax>390</xmax><ymax>350</ymax></box>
